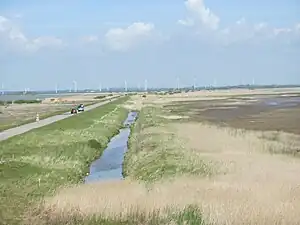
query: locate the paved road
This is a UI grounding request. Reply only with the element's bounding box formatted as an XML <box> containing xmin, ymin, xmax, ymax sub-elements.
<box><xmin>0</xmin><ymin>97</ymin><xmax>120</xmax><ymax>142</ymax></box>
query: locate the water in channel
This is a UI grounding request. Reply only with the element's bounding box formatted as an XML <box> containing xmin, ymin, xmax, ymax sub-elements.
<box><xmin>262</xmin><ymin>96</ymin><xmax>300</xmax><ymax>108</ymax></box>
<box><xmin>85</xmin><ymin>111</ymin><xmax>138</xmax><ymax>183</ymax></box>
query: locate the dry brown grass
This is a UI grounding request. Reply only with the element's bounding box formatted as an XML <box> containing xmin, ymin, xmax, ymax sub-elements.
<box><xmin>175</xmin><ymin>123</ymin><xmax>300</xmax><ymax>156</ymax></box>
<box><xmin>168</xmin><ymin>88</ymin><xmax>300</xmax><ymax>98</ymax></box>
<box><xmin>29</xmin><ymin>93</ymin><xmax>300</xmax><ymax>225</ymax></box>
<box><xmin>122</xmin><ymin>95</ymin><xmax>144</xmax><ymax>111</ymax></box>
<box><xmin>31</xmin><ymin>172</ymin><xmax>300</xmax><ymax>225</ymax></box>
<box><xmin>172</xmin><ymin>122</ymin><xmax>300</xmax><ymax>224</ymax></box>
<box><xmin>0</xmin><ymin>103</ymin><xmax>73</xmax><ymax>131</ymax></box>
<box><xmin>42</xmin><ymin>93</ymin><xmax>117</xmax><ymax>103</ymax></box>
<box><xmin>145</xmin><ymin>87</ymin><xmax>300</xmax><ymax>104</ymax></box>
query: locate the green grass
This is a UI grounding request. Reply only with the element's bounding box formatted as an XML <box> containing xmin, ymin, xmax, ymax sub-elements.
<box><xmin>0</xmin><ymin>108</ymin><xmax>70</xmax><ymax>132</ymax></box>
<box><xmin>0</xmin><ymin>97</ymin><xmax>129</xmax><ymax>224</ymax></box>
<box><xmin>123</xmin><ymin>106</ymin><xmax>214</xmax><ymax>183</ymax></box>
<box><xmin>0</xmin><ymin>100</ymin><xmax>109</xmax><ymax>132</ymax></box>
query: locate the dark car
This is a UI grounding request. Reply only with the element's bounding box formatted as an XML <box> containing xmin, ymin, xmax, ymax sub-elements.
<box><xmin>77</xmin><ymin>104</ymin><xmax>85</xmax><ymax>112</ymax></box>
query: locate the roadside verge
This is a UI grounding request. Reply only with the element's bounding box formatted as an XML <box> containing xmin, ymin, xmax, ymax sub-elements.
<box><xmin>0</xmin><ymin>95</ymin><xmax>120</xmax><ymax>141</ymax></box>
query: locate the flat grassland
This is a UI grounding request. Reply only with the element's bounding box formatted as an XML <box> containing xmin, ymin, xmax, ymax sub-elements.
<box><xmin>36</xmin><ymin>88</ymin><xmax>300</xmax><ymax>225</ymax></box>
<box><xmin>0</xmin><ymin>97</ymin><xmax>128</xmax><ymax>224</ymax></box>
<box><xmin>0</xmin><ymin>94</ymin><xmax>113</xmax><ymax>131</ymax></box>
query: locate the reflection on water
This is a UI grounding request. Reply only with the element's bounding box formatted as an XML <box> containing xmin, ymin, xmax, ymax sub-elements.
<box><xmin>85</xmin><ymin>112</ymin><xmax>138</xmax><ymax>183</ymax></box>
<box><xmin>262</xmin><ymin>97</ymin><xmax>300</xmax><ymax>108</ymax></box>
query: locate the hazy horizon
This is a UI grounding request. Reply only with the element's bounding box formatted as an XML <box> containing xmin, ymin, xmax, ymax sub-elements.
<box><xmin>1</xmin><ymin>0</ymin><xmax>300</xmax><ymax>91</ymax></box>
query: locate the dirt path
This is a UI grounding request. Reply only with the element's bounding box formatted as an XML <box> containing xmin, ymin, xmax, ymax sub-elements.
<box><xmin>0</xmin><ymin>97</ymin><xmax>120</xmax><ymax>142</ymax></box>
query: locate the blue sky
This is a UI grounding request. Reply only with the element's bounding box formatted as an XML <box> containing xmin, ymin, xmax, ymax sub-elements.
<box><xmin>0</xmin><ymin>0</ymin><xmax>299</xmax><ymax>91</ymax></box>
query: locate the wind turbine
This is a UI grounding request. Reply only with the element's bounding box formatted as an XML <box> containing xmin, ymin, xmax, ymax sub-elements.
<box><xmin>193</xmin><ymin>77</ymin><xmax>197</xmax><ymax>91</ymax></box>
<box><xmin>144</xmin><ymin>79</ymin><xmax>148</xmax><ymax>92</ymax></box>
<box><xmin>99</xmin><ymin>83</ymin><xmax>102</xmax><ymax>92</ymax></box>
<box><xmin>213</xmin><ymin>78</ymin><xmax>217</xmax><ymax>87</ymax></box>
<box><xmin>55</xmin><ymin>84</ymin><xmax>58</xmax><ymax>94</ymax></box>
<box><xmin>1</xmin><ymin>83</ymin><xmax>4</xmax><ymax>95</ymax></box>
<box><xmin>73</xmin><ymin>80</ymin><xmax>77</xmax><ymax>92</ymax></box>
<box><xmin>176</xmin><ymin>77</ymin><xmax>180</xmax><ymax>90</ymax></box>
<box><xmin>124</xmin><ymin>80</ymin><xmax>128</xmax><ymax>92</ymax></box>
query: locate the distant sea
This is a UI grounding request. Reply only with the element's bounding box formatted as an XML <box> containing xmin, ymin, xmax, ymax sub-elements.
<box><xmin>0</xmin><ymin>93</ymin><xmax>77</xmax><ymax>101</ymax></box>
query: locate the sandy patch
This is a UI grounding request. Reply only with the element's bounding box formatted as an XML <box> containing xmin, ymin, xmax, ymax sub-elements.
<box><xmin>122</xmin><ymin>96</ymin><xmax>143</xmax><ymax>111</ymax></box>
<box><xmin>159</xmin><ymin>115</ymin><xmax>189</xmax><ymax>120</ymax></box>
<box><xmin>202</xmin><ymin>106</ymin><xmax>239</xmax><ymax>110</ymax></box>
<box><xmin>42</xmin><ymin>94</ymin><xmax>118</xmax><ymax>104</ymax></box>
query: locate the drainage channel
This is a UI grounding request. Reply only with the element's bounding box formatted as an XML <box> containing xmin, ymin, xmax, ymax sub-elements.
<box><xmin>85</xmin><ymin>111</ymin><xmax>138</xmax><ymax>183</ymax></box>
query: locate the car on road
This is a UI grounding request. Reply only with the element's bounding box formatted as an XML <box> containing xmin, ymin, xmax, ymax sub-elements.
<box><xmin>77</xmin><ymin>104</ymin><xmax>85</xmax><ymax>112</ymax></box>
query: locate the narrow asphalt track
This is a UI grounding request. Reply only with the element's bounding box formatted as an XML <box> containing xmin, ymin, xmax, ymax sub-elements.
<box><xmin>0</xmin><ymin>96</ymin><xmax>120</xmax><ymax>142</ymax></box>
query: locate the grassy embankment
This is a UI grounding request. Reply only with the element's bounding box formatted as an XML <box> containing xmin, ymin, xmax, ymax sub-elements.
<box><xmin>0</xmin><ymin>97</ymin><xmax>128</xmax><ymax>224</ymax></box>
<box><xmin>0</xmin><ymin>98</ymin><xmax>115</xmax><ymax>132</ymax></box>
<box><xmin>123</xmin><ymin>106</ymin><xmax>215</xmax><ymax>182</ymax></box>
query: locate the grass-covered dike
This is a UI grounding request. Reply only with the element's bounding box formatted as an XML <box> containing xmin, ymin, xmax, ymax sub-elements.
<box><xmin>0</xmin><ymin>97</ymin><xmax>129</xmax><ymax>224</ymax></box>
<box><xmin>123</xmin><ymin>106</ymin><xmax>214</xmax><ymax>182</ymax></box>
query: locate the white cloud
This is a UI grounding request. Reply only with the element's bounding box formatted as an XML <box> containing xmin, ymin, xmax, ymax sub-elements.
<box><xmin>235</xmin><ymin>17</ymin><xmax>246</xmax><ymax>26</ymax></box>
<box><xmin>296</xmin><ymin>23</ymin><xmax>300</xmax><ymax>32</ymax></box>
<box><xmin>216</xmin><ymin>19</ymin><xmax>285</xmax><ymax>45</ymax></box>
<box><xmin>29</xmin><ymin>36</ymin><xmax>64</xmax><ymax>51</ymax></box>
<box><xmin>178</xmin><ymin>18</ymin><xmax>194</xmax><ymax>27</ymax></box>
<box><xmin>273</xmin><ymin>28</ymin><xmax>292</xmax><ymax>36</ymax></box>
<box><xmin>105</xmin><ymin>22</ymin><xmax>156</xmax><ymax>51</ymax></box>
<box><xmin>0</xmin><ymin>16</ymin><xmax>27</xmax><ymax>43</ymax></box>
<box><xmin>0</xmin><ymin>15</ymin><xmax>64</xmax><ymax>52</ymax></box>
<box><xmin>178</xmin><ymin>1</ymin><xmax>299</xmax><ymax>45</ymax></box>
<box><xmin>178</xmin><ymin>0</ymin><xmax>220</xmax><ymax>30</ymax></box>
<box><xmin>81</xmin><ymin>35</ymin><xmax>99</xmax><ymax>43</ymax></box>
<box><xmin>254</xmin><ymin>22</ymin><xmax>268</xmax><ymax>32</ymax></box>
<box><xmin>13</xmin><ymin>14</ymin><xmax>23</xmax><ymax>19</ymax></box>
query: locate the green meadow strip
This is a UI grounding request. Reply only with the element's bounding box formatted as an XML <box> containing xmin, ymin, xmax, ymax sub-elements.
<box><xmin>0</xmin><ymin>97</ymin><xmax>129</xmax><ymax>224</ymax></box>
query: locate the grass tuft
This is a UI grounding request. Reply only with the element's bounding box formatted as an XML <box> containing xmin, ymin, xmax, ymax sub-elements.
<box><xmin>25</xmin><ymin>203</ymin><xmax>206</xmax><ymax>225</ymax></box>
